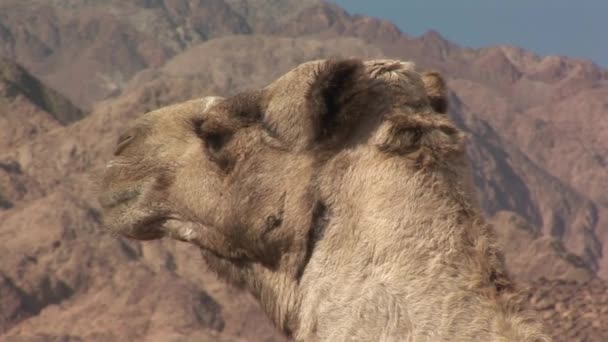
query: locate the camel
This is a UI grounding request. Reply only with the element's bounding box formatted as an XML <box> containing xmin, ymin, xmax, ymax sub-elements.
<box><xmin>98</xmin><ymin>59</ymin><xmax>550</xmax><ymax>341</ymax></box>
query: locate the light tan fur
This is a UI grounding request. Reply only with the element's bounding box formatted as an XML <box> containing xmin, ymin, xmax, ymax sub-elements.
<box><xmin>98</xmin><ymin>59</ymin><xmax>550</xmax><ymax>341</ymax></box>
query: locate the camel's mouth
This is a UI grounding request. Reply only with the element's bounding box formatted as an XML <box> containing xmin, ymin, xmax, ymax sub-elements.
<box><xmin>121</xmin><ymin>217</ymin><xmax>204</xmax><ymax>243</ymax></box>
<box><xmin>103</xmin><ymin>212</ymin><xmax>199</xmax><ymax>242</ymax></box>
<box><xmin>97</xmin><ymin>186</ymin><xmax>166</xmax><ymax>240</ymax></box>
<box><xmin>102</xmin><ymin>210</ymin><xmax>168</xmax><ymax>241</ymax></box>
<box><xmin>122</xmin><ymin>216</ymin><xmax>168</xmax><ymax>240</ymax></box>
<box><xmin>98</xmin><ymin>179</ymin><xmax>206</xmax><ymax>243</ymax></box>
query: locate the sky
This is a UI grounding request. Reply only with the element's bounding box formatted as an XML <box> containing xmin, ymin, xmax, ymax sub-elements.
<box><xmin>330</xmin><ymin>0</ymin><xmax>608</xmax><ymax>67</ymax></box>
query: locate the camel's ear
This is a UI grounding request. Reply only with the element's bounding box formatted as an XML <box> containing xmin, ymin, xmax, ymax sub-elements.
<box><xmin>375</xmin><ymin>112</ymin><xmax>464</xmax><ymax>168</ymax></box>
<box><xmin>306</xmin><ymin>59</ymin><xmax>367</xmax><ymax>142</ymax></box>
<box><xmin>421</xmin><ymin>71</ymin><xmax>448</xmax><ymax>114</ymax></box>
<box><xmin>262</xmin><ymin>59</ymin><xmax>368</xmax><ymax>150</ymax></box>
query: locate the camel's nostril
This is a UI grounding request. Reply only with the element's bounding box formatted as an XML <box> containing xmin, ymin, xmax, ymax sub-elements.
<box><xmin>98</xmin><ymin>188</ymin><xmax>141</xmax><ymax>209</ymax></box>
<box><xmin>114</xmin><ymin>133</ymin><xmax>134</xmax><ymax>156</ymax></box>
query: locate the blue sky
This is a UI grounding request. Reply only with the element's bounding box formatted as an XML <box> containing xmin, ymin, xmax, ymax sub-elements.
<box><xmin>330</xmin><ymin>0</ymin><xmax>607</xmax><ymax>67</ymax></box>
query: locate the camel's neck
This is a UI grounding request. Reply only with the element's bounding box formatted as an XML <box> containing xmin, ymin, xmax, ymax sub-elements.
<box><xmin>200</xmin><ymin>249</ymin><xmax>303</xmax><ymax>336</ymax></box>
<box><xmin>290</xmin><ymin>152</ymin><xmax>548</xmax><ymax>341</ymax></box>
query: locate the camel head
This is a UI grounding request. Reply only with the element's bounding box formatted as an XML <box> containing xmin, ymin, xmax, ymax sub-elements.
<box><xmin>97</xmin><ymin>58</ymin><xmax>460</xmax><ymax>331</ymax></box>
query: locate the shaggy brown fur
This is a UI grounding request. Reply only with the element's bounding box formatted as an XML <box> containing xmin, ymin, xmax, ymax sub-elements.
<box><xmin>98</xmin><ymin>59</ymin><xmax>551</xmax><ymax>341</ymax></box>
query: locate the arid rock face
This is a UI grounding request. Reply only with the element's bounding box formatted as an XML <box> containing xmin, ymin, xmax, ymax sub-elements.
<box><xmin>0</xmin><ymin>1</ymin><xmax>606</xmax><ymax>341</ymax></box>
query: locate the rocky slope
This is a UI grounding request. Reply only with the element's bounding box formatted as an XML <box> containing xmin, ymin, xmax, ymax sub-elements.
<box><xmin>0</xmin><ymin>0</ymin><xmax>606</xmax><ymax>341</ymax></box>
<box><xmin>0</xmin><ymin>58</ymin><xmax>84</xmax><ymax>212</ymax></box>
<box><xmin>0</xmin><ymin>58</ymin><xmax>84</xmax><ymax>149</ymax></box>
<box><xmin>0</xmin><ymin>0</ymin><xmax>323</xmax><ymax>108</ymax></box>
<box><xmin>524</xmin><ymin>277</ymin><xmax>608</xmax><ymax>342</ymax></box>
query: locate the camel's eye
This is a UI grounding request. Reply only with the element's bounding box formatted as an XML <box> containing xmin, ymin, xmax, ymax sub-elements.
<box><xmin>195</xmin><ymin>125</ymin><xmax>231</xmax><ymax>153</ymax></box>
<box><xmin>204</xmin><ymin>132</ymin><xmax>229</xmax><ymax>153</ymax></box>
<box><xmin>195</xmin><ymin>121</ymin><xmax>235</xmax><ymax>172</ymax></box>
<box><xmin>195</xmin><ymin>115</ymin><xmax>234</xmax><ymax>146</ymax></box>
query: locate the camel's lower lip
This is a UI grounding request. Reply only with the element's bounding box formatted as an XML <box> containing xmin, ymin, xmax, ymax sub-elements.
<box><xmin>120</xmin><ymin>216</ymin><xmax>168</xmax><ymax>241</ymax></box>
<box><xmin>163</xmin><ymin>219</ymin><xmax>202</xmax><ymax>242</ymax></box>
<box><xmin>103</xmin><ymin>206</ymin><xmax>204</xmax><ymax>242</ymax></box>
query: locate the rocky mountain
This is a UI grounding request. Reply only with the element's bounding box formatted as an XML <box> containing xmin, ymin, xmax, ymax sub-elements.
<box><xmin>0</xmin><ymin>57</ymin><xmax>84</xmax><ymax>213</ymax></box>
<box><xmin>0</xmin><ymin>58</ymin><xmax>84</xmax><ymax>148</ymax></box>
<box><xmin>0</xmin><ymin>0</ymin><xmax>326</xmax><ymax>109</ymax></box>
<box><xmin>0</xmin><ymin>0</ymin><xmax>606</xmax><ymax>340</ymax></box>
